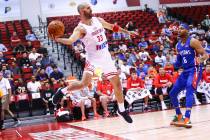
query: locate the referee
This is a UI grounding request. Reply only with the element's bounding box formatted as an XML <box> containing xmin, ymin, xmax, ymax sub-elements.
<box><xmin>0</xmin><ymin>72</ymin><xmax>20</xmax><ymax>130</ymax></box>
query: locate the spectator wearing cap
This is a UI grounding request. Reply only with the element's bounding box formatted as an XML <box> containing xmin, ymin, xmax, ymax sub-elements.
<box><xmin>201</xmin><ymin>15</ymin><xmax>210</xmax><ymax>31</ymax></box>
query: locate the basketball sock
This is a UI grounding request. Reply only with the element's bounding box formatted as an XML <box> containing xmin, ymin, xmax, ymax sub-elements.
<box><xmin>118</xmin><ymin>103</ymin><xmax>125</xmax><ymax>112</ymax></box>
<box><xmin>175</xmin><ymin>107</ymin><xmax>182</xmax><ymax>115</ymax></box>
<box><xmin>185</xmin><ymin>109</ymin><xmax>191</xmax><ymax>119</ymax></box>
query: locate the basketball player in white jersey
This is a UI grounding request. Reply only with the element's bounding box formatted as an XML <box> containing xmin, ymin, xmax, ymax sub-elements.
<box><xmin>52</xmin><ymin>3</ymin><xmax>137</xmax><ymax>123</ymax></box>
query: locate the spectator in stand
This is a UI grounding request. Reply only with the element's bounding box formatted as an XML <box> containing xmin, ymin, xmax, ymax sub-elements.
<box><xmin>144</xmin><ymin>4</ymin><xmax>152</xmax><ymax>13</ymax></box>
<box><xmin>161</xmin><ymin>24</ymin><xmax>172</xmax><ymax>37</ymax></box>
<box><xmin>40</xmin><ymin>53</ymin><xmax>54</xmax><ymax>68</ymax></box>
<box><xmin>96</xmin><ymin>74</ymin><xmax>116</xmax><ymax>117</ymax></box>
<box><xmin>189</xmin><ymin>25</ymin><xmax>197</xmax><ymax>38</ymax></box>
<box><xmin>41</xmin><ymin>82</ymin><xmax>54</xmax><ymax>115</ymax></box>
<box><xmin>126</xmin><ymin>69</ymin><xmax>149</xmax><ymax>111</ymax></box>
<box><xmin>155</xmin><ymin>51</ymin><xmax>166</xmax><ymax>67</ymax></box>
<box><xmin>119</xmin><ymin>42</ymin><xmax>127</xmax><ymax>51</ymax></box>
<box><xmin>138</xmin><ymin>47</ymin><xmax>152</xmax><ymax>62</ymax></box>
<box><xmin>29</xmin><ymin>48</ymin><xmax>42</xmax><ymax>62</ymax></box>
<box><xmin>201</xmin><ymin>15</ymin><xmax>210</xmax><ymax>31</ymax></box>
<box><xmin>0</xmin><ymin>52</ymin><xmax>7</xmax><ymax>64</ymax></box>
<box><xmin>164</xmin><ymin>62</ymin><xmax>174</xmax><ymax>75</ymax></box>
<box><xmin>70</xmin><ymin>85</ymin><xmax>99</xmax><ymax>121</ymax></box>
<box><xmin>136</xmin><ymin>62</ymin><xmax>149</xmax><ymax>79</ymax></box>
<box><xmin>147</xmin><ymin>65</ymin><xmax>158</xmax><ymax>80</ymax></box>
<box><xmin>205</xmin><ymin>27</ymin><xmax>210</xmax><ymax>43</ymax></box>
<box><xmin>15</xmin><ymin>79</ymin><xmax>27</xmax><ymax>95</ymax></box>
<box><xmin>126</xmin><ymin>21</ymin><xmax>136</xmax><ymax>31</ymax></box>
<box><xmin>1</xmin><ymin>65</ymin><xmax>12</xmax><ymax>78</ymax></box>
<box><xmin>144</xmin><ymin>75</ymin><xmax>154</xmax><ymax>95</ymax></box>
<box><xmin>26</xmin><ymin>41</ymin><xmax>33</xmax><ymax>52</ymax></box>
<box><xmin>169</xmin><ymin>50</ymin><xmax>177</xmax><ymax>64</ymax></box>
<box><xmin>25</xmin><ymin>30</ymin><xmax>37</xmax><ymax>41</ymax></box>
<box><xmin>138</xmin><ymin>37</ymin><xmax>148</xmax><ymax>49</ymax></box>
<box><xmin>12</xmin><ymin>43</ymin><xmax>26</xmax><ymax>55</ymax></box>
<box><xmin>0</xmin><ymin>42</ymin><xmax>8</xmax><ymax>52</ymax></box>
<box><xmin>120</xmin><ymin>60</ymin><xmax>131</xmax><ymax>76</ymax></box>
<box><xmin>50</xmin><ymin>66</ymin><xmax>64</xmax><ymax>82</ymax></box>
<box><xmin>154</xmin><ymin>67</ymin><xmax>173</xmax><ymax>110</ymax></box>
<box><xmin>159</xmin><ymin>32</ymin><xmax>172</xmax><ymax>53</ymax></box>
<box><xmin>27</xmin><ymin>76</ymin><xmax>42</xmax><ymax>97</ymax></box>
<box><xmin>117</xmin><ymin>49</ymin><xmax>126</xmax><ymax>61</ymax></box>
<box><xmin>9</xmin><ymin>61</ymin><xmax>21</xmax><ymax>75</ymax></box>
<box><xmin>10</xmin><ymin>32</ymin><xmax>21</xmax><ymax>44</ymax></box>
<box><xmin>18</xmin><ymin>52</ymin><xmax>31</xmax><ymax>67</ymax></box>
<box><xmin>35</xmin><ymin>68</ymin><xmax>49</xmax><ymax>83</ymax></box>
<box><xmin>196</xmin><ymin>24</ymin><xmax>205</xmax><ymax>37</ymax></box>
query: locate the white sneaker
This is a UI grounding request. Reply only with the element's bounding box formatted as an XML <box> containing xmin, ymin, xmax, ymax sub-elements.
<box><xmin>161</xmin><ymin>103</ymin><xmax>167</xmax><ymax>110</ymax></box>
<box><xmin>195</xmin><ymin>101</ymin><xmax>201</xmax><ymax>105</ymax></box>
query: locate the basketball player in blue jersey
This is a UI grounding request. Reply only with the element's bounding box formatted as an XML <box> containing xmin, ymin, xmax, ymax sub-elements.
<box><xmin>51</xmin><ymin>3</ymin><xmax>138</xmax><ymax>123</ymax></box>
<box><xmin>169</xmin><ymin>23</ymin><xmax>208</xmax><ymax>128</ymax></box>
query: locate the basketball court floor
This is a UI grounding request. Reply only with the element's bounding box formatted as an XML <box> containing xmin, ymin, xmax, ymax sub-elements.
<box><xmin>1</xmin><ymin>105</ymin><xmax>210</xmax><ymax>140</ymax></box>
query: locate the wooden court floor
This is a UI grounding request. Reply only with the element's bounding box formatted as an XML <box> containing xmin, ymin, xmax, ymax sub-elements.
<box><xmin>1</xmin><ymin>105</ymin><xmax>210</xmax><ymax>140</ymax></box>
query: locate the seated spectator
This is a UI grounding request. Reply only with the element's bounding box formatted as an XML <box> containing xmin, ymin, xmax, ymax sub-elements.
<box><xmin>155</xmin><ymin>51</ymin><xmax>166</xmax><ymax>67</ymax></box>
<box><xmin>0</xmin><ymin>42</ymin><xmax>8</xmax><ymax>52</ymax></box>
<box><xmin>18</xmin><ymin>52</ymin><xmax>31</xmax><ymax>67</ymax></box>
<box><xmin>138</xmin><ymin>47</ymin><xmax>152</xmax><ymax>62</ymax></box>
<box><xmin>41</xmin><ymin>82</ymin><xmax>55</xmax><ymax>115</ymax></box>
<box><xmin>117</xmin><ymin>68</ymin><xmax>127</xmax><ymax>91</ymax></box>
<box><xmin>159</xmin><ymin>32</ymin><xmax>172</xmax><ymax>50</ymax></box>
<box><xmin>189</xmin><ymin>25</ymin><xmax>197</xmax><ymax>38</ymax></box>
<box><xmin>35</xmin><ymin>68</ymin><xmax>49</xmax><ymax>83</ymax></box>
<box><xmin>10</xmin><ymin>32</ymin><xmax>21</xmax><ymax>44</ymax></box>
<box><xmin>50</xmin><ymin>66</ymin><xmax>64</xmax><ymax>82</ymax></box>
<box><xmin>0</xmin><ymin>52</ymin><xmax>7</xmax><ymax>64</ymax></box>
<box><xmin>117</xmin><ymin>49</ymin><xmax>126</xmax><ymax>61</ymax></box>
<box><xmin>169</xmin><ymin>50</ymin><xmax>177</xmax><ymax>64</ymax></box>
<box><xmin>29</xmin><ymin>48</ymin><xmax>42</xmax><ymax>62</ymax></box>
<box><xmin>136</xmin><ymin>62</ymin><xmax>149</xmax><ymax>78</ymax></box>
<box><xmin>149</xmin><ymin>31</ymin><xmax>159</xmax><ymax>46</ymax></box>
<box><xmin>2</xmin><ymin>65</ymin><xmax>12</xmax><ymax>78</ymax></box>
<box><xmin>144</xmin><ymin>75</ymin><xmax>154</xmax><ymax>95</ymax></box>
<box><xmin>126</xmin><ymin>21</ymin><xmax>136</xmax><ymax>31</ymax></box>
<box><xmin>138</xmin><ymin>37</ymin><xmax>148</xmax><ymax>49</ymax></box>
<box><xmin>9</xmin><ymin>61</ymin><xmax>21</xmax><ymax>75</ymax></box>
<box><xmin>119</xmin><ymin>42</ymin><xmax>127</xmax><ymax>51</ymax></box>
<box><xmin>161</xmin><ymin>24</ymin><xmax>172</xmax><ymax>37</ymax></box>
<box><xmin>119</xmin><ymin>60</ymin><xmax>131</xmax><ymax>76</ymax></box>
<box><xmin>205</xmin><ymin>27</ymin><xmax>210</xmax><ymax>43</ymax></box>
<box><xmin>15</xmin><ymin>79</ymin><xmax>27</xmax><ymax>95</ymax></box>
<box><xmin>147</xmin><ymin>65</ymin><xmax>158</xmax><ymax>79</ymax></box>
<box><xmin>154</xmin><ymin>67</ymin><xmax>173</xmax><ymax>110</ymax></box>
<box><xmin>12</xmin><ymin>43</ymin><xmax>26</xmax><ymax>55</ymax></box>
<box><xmin>25</xmin><ymin>30</ymin><xmax>37</xmax><ymax>41</ymax></box>
<box><xmin>40</xmin><ymin>53</ymin><xmax>54</xmax><ymax>68</ymax></box>
<box><xmin>27</xmin><ymin>76</ymin><xmax>42</xmax><ymax>98</ymax></box>
<box><xmin>96</xmin><ymin>74</ymin><xmax>116</xmax><ymax>117</ymax></box>
<box><xmin>164</xmin><ymin>62</ymin><xmax>174</xmax><ymax>75</ymax></box>
<box><xmin>70</xmin><ymin>86</ymin><xmax>99</xmax><ymax>121</ymax></box>
<box><xmin>196</xmin><ymin>24</ymin><xmax>205</xmax><ymax>36</ymax></box>
<box><xmin>26</xmin><ymin>41</ymin><xmax>33</xmax><ymax>51</ymax></box>
<box><xmin>126</xmin><ymin>70</ymin><xmax>149</xmax><ymax>111</ymax></box>
<box><xmin>201</xmin><ymin>15</ymin><xmax>210</xmax><ymax>31</ymax></box>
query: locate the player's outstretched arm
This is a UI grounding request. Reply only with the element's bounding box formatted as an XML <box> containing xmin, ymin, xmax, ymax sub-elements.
<box><xmin>54</xmin><ymin>26</ymin><xmax>86</xmax><ymax>45</ymax></box>
<box><xmin>190</xmin><ymin>38</ymin><xmax>209</xmax><ymax>63</ymax></box>
<box><xmin>97</xmin><ymin>17</ymin><xmax>138</xmax><ymax>36</ymax></box>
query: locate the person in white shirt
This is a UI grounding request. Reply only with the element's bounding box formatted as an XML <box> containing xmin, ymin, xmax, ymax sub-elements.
<box><xmin>27</xmin><ymin>76</ymin><xmax>42</xmax><ymax>99</ymax></box>
<box><xmin>119</xmin><ymin>42</ymin><xmax>127</xmax><ymax>51</ymax></box>
<box><xmin>70</xmin><ymin>86</ymin><xmax>99</xmax><ymax>121</ymax></box>
<box><xmin>0</xmin><ymin>72</ymin><xmax>20</xmax><ymax>130</ymax></box>
<box><xmin>138</xmin><ymin>47</ymin><xmax>152</xmax><ymax>62</ymax></box>
<box><xmin>0</xmin><ymin>43</ymin><xmax>8</xmax><ymax>52</ymax></box>
<box><xmin>29</xmin><ymin>48</ymin><xmax>42</xmax><ymax>61</ymax></box>
<box><xmin>155</xmin><ymin>51</ymin><xmax>166</xmax><ymax>67</ymax></box>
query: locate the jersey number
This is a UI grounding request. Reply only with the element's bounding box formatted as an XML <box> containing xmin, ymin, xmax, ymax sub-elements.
<box><xmin>183</xmin><ymin>57</ymin><xmax>187</xmax><ymax>63</ymax></box>
<box><xmin>97</xmin><ymin>35</ymin><xmax>103</xmax><ymax>42</ymax></box>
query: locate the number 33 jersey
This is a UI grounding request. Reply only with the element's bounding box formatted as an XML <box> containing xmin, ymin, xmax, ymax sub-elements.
<box><xmin>79</xmin><ymin>17</ymin><xmax>111</xmax><ymax>64</ymax></box>
<box><xmin>176</xmin><ymin>37</ymin><xmax>197</xmax><ymax>70</ymax></box>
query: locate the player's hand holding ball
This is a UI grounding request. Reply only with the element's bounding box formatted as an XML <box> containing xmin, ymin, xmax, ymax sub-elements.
<box><xmin>48</xmin><ymin>20</ymin><xmax>65</xmax><ymax>42</ymax></box>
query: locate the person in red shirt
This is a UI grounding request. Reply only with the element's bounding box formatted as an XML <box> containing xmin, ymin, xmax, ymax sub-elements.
<box><xmin>154</xmin><ymin>67</ymin><xmax>173</xmax><ymax>110</ymax></box>
<box><xmin>164</xmin><ymin>62</ymin><xmax>174</xmax><ymax>75</ymax></box>
<box><xmin>127</xmin><ymin>70</ymin><xmax>149</xmax><ymax>111</ymax></box>
<box><xmin>10</xmin><ymin>32</ymin><xmax>21</xmax><ymax>45</ymax></box>
<box><xmin>97</xmin><ymin>74</ymin><xmax>115</xmax><ymax>117</ymax></box>
<box><xmin>202</xmin><ymin>64</ymin><xmax>210</xmax><ymax>83</ymax></box>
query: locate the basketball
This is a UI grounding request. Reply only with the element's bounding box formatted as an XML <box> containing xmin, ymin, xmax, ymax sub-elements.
<box><xmin>48</xmin><ymin>20</ymin><xmax>65</xmax><ymax>39</ymax></box>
